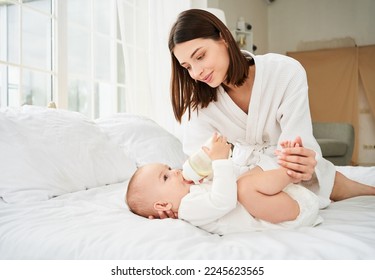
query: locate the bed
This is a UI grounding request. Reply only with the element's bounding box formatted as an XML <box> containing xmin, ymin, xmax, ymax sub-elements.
<box><xmin>1</xmin><ymin>105</ymin><xmax>375</xmax><ymax>260</ymax></box>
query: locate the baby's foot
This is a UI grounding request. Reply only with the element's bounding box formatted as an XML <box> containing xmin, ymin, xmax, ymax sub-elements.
<box><xmin>280</xmin><ymin>140</ymin><xmax>300</xmax><ymax>149</ymax></box>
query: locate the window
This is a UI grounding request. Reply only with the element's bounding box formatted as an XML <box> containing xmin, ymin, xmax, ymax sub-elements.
<box><xmin>0</xmin><ymin>0</ymin><xmax>149</xmax><ymax>119</ymax></box>
<box><xmin>65</xmin><ymin>0</ymin><xmax>125</xmax><ymax>118</ymax></box>
<box><xmin>0</xmin><ymin>0</ymin><xmax>54</xmax><ymax>108</ymax></box>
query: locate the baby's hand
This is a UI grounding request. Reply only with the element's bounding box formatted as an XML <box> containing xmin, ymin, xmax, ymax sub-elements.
<box><xmin>202</xmin><ymin>133</ymin><xmax>232</xmax><ymax>160</ymax></box>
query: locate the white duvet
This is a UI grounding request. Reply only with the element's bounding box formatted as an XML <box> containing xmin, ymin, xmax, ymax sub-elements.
<box><xmin>1</xmin><ymin>166</ymin><xmax>374</xmax><ymax>260</ymax></box>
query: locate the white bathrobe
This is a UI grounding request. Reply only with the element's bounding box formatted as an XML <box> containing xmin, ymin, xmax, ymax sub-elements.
<box><xmin>181</xmin><ymin>52</ymin><xmax>335</xmax><ymax>208</ymax></box>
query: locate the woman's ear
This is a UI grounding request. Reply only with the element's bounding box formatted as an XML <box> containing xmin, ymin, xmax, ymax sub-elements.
<box><xmin>153</xmin><ymin>201</ymin><xmax>173</xmax><ymax>211</ymax></box>
<box><xmin>219</xmin><ymin>33</ymin><xmax>228</xmax><ymax>47</ymax></box>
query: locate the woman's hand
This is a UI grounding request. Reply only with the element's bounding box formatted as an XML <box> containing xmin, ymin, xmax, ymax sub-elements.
<box><xmin>148</xmin><ymin>210</ymin><xmax>178</xmax><ymax>220</ymax></box>
<box><xmin>275</xmin><ymin>136</ymin><xmax>317</xmax><ymax>182</ymax></box>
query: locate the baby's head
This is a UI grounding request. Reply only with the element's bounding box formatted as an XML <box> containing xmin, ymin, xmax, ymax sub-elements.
<box><xmin>126</xmin><ymin>163</ymin><xmax>191</xmax><ymax>218</ymax></box>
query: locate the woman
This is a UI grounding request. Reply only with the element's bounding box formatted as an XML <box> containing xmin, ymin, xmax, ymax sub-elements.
<box><xmin>164</xmin><ymin>9</ymin><xmax>374</xmax><ymax>219</ymax></box>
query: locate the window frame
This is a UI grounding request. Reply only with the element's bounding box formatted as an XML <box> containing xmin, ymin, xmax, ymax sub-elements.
<box><xmin>0</xmin><ymin>0</ymin><xmax>133</xmax><ymax>119</ymax></box>
<box><xmin>0</xmin><ymin>0</ymin><xmax>56</xmax><ymax>108</ymax></box>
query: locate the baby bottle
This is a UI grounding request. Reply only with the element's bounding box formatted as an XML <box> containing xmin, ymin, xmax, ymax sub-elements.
<box><xmin>182</xmin><ymin>137</ymin><xmax>213</xmax><ymax>184</ymax></box>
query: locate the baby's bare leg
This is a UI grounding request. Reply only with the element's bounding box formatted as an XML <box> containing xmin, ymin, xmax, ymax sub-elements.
<box><xmin>238</xmin><ymin>167</ymin><xmax>292</xmax><ymax>195</ymax></box>
<box><xmin>237</xmin><ymin>167</ymin><xmax>299</xmax><ymax>223</ymax></box>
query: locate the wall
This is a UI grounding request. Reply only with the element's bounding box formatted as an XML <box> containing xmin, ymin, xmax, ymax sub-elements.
<box><xmin>268</xmin><ymin>0</ymin><xmax>375</xmax><ymax>54</ymax></box>
<box><xmin>208</xmin><ymin>0</ymin><xmax>268</xmax><ymax>55</ymax></box>
<box><xmin>208</xmin><ymin>0</ymin><xmax>375</xmax><ymax>54</ymax></box>
<box><xmin>208</xmin><ymin>0</ymin><xmax>375</xmax><ymax>165</ymax></box>
<box><xmin>268</xmin><ymin>0</ymin><xmax>375</xmax><ymax>165</ymax></box>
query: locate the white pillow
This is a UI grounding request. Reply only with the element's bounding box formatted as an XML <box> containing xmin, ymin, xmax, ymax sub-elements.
<box><xmin>0</xmin><ymin>106</ymin><xmax>136</xmax><ymax>203</ymax></box>
<box><xmin>96</xmin><ymin>114</ymin><xmax>187</xmax><ymax>169</ymax></box>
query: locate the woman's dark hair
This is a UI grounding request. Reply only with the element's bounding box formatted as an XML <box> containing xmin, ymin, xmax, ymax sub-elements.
<box><xmin>168</xmin><ymin>9</ymin><xmax>250</xmax><ymax>122</ymax></box>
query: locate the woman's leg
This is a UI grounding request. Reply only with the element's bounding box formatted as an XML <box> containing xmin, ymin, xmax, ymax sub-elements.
<box><xmin>330</xmin><ymin>171</ymin><xmax>375</xmax><ymax>201</ymax></box>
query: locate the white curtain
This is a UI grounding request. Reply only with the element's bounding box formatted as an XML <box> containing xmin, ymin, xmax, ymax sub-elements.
<box><xmin>116</xmin><ymin>0</ymin><xmax>190</xmax><ymax>137</ymax></box>
<box><xmin>117</xmin><ymin>0</ymin><xmax>155</xmax><ymax>119</ymax></box>
<box><xmin>147</xmin><ymin>0</ymin><xmax>190</xmax><ymax>138</ymax></box>
<box><xmin>116</xmin><ymin>0</ymin><xmax>137</xmax><ymax>115</ymax></box>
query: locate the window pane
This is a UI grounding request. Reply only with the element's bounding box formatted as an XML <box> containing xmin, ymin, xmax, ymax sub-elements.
<box><xmin>0</xmin><ymin>64</ymin><xmax>4</xmax><ymax>106</ymax></box>
<box><xmin>68</xmin><ymin>78</ymin><xmax>91</xmax><ymax>116</ymax></box>
<box><xmin>22</xmin><ymin>7</ymin><xmax>52</xmax><ymax>70</ymax></box>
<box><xmin>68</xmin><ymin>27</ymin><xmax>91</xmax><ymax>75</ymax></box>
<box><xmin>67</xmin><ymin>0</ymin><xmax>91</xmax><ymax>27</ymax></box>
<box><xmin>136</xmin><ymin>0</ymin><xmax>148</xmax><ymax>10</ymax></box>
<box><xmin>0</xmin><ymin>3</ymin><xmax>20</xmax><ymax>63</ymax></box>
<box><xmin>121</xmin><ymin>1</ymin><xmax>134</xmax><ymax>44</ymax></box>
<box><xmin>117</xmin><ymin>86</ymin><xmax>125</xmax><ymax>112</ymax></box>
<box><xmin>136</xmin><ymin>49</ymin><xmax>148</xmax><ymax>85</ymax></box>
<box><xmin>94</xmin><ymin>82</ymin><xmax>113</xmax><ymax>118</ymax></box>
<box><xmin>8</xmin><ymin>66</ymin><xmax>20</xmax><ymax>106</ymax></box>
<box><xmin>22</xmin><ymin>69</ymin><xmax>51</xmax><ymax>106</ymax></box>
<box><xmin>116</xmin><ymin>6</ymin><xmax>121</xmax><ymax>40</ymax></box>
<box><xmin>127</xmin><ymin>46</ymin><xmax>135</xmax><ymax>83</ymax></box>
<box><xmin>24</xmin><ymin>0</ymin><xmax>51</xmax><ymax>14</ymax></box>
<box><xmin>0</xmin><ymin>65</ymin><xmax>20</xmax><ymax>107</ymax></box>
<box><xmin>94</xmin><ymin>35</ymin><xmax>111</xmax><ymax>80</ymax></box>
<box><xmin>93</xmin><ymin>0</ymin><xmax>112</xmax><ymax>35</ymax></box>
<box><xmin>117</xmin><ymin>43</ymin><xmax>125</xmax><ymax>84</ymax></box>
<box><xmin>135</xmin><ymin>0</ymin><xmax>148</xmax><ymax>47</ymax></box>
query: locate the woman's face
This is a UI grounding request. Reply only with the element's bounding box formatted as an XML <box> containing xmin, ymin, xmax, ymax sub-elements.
<box><xmin>173</xmin><ymin>38</ymin><xmax>229</xmax><ymax>88</ymax></box>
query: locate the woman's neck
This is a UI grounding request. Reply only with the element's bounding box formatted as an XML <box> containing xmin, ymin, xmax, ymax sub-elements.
<box><xmin>223</xmin><ymin>65</ymin><xmax>255</xmax><ymax>114</ymax></box>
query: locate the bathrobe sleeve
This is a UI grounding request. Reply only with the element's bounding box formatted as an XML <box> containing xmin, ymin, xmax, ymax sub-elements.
<box><xmin>272</xmin><ymin>57</ymin><xmax>335</xmax><ymax>206</ymax></box>
<box><xmin>178</xmin><ymin>159</ymin><xmax>237</xmax><ymax>227</ymax></box>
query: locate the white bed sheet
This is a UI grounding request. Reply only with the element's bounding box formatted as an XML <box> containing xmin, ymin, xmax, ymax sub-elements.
<box><xmin>1</xmin><ymin>166</ymin><xmax>374</xmax><ymax>260</ymax></box>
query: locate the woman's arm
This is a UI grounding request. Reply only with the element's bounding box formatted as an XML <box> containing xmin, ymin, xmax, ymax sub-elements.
<box><xmin>275</xmin><ymin>58</ymin><xmax>320</xmax><ymax>182</ymax></box>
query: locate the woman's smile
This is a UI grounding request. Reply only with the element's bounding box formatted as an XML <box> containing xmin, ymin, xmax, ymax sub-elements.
<box><xmin>202</xmin><ymin>72</ymin><xmax>213</xmax><ymax>83</ymax></box>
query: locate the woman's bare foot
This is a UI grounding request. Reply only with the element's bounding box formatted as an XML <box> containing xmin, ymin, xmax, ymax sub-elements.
<box><xmin>330</xmin><ymin>171</ymin><xmax>375</xmax><ymax>201</ymax></box>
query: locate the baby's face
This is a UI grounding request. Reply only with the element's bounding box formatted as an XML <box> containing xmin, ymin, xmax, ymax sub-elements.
<box><xmin>140</xmin><ymin>163</ymin><xmax>191</xmax><ymax>211</ymax></box>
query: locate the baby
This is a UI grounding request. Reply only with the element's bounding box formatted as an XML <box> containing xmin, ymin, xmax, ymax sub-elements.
<box><xmin>126</xmin><ymin>134</ymin><xmax>322</xmax><ymax>235</ymax></box>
